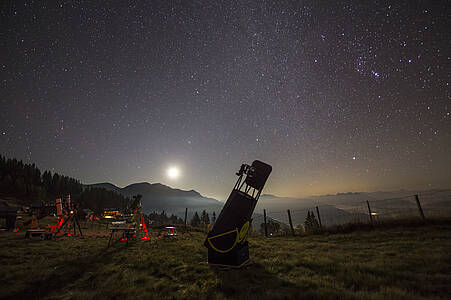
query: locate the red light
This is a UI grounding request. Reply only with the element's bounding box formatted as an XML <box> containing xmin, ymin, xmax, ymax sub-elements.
<box><xmin>57</xmin><ymin>217</ymin><xmax>64</xmax><ymax>228</ymax></box>
<box><xmin>67</xmin><ymin>233</ymin><xmax>72</xmax><ymax>237</ymax></box>
<box><xmin>140</xmin><ymin>215</ymin><xmax>150</xmax><ymax>240</ymax></box>
<box><xmin>13</xmin><ymin>228</ymin><xmax>19</xmax><ymax>232</ymax></box>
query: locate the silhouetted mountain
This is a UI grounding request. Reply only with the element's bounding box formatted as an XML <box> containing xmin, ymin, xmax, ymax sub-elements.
<box><xmin>87</xmin><ymin>182</ymin><xmax>122</xmax><ymax>194</ymax></box>
<box><xmin>85</xmin><ymin>182</ymin><xmax>222</xmax><ymax>214</ymax></box>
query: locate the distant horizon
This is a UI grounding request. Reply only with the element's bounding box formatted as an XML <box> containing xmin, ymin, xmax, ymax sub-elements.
<box><xmin>3</xmin><ymin>152</ymin><xmax>449</xmax><ymax>202</ymax></box>
<box><xmin>84</xmin><ymin>178</ymin><xmax>451</xmax><ymax>202</ymax></box>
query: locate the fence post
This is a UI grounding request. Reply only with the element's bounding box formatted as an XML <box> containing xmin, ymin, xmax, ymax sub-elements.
<box><xmin>415</xmin><ymin>195</ymin><xmax>426</xmax><ymax>222</ymax></box>
<box><xmin>316</xmin><ymin>206</ymin><xmax>323</xmax><ymax>228</ymax></box>
<box><xmin>184</xmin><ymin>207</ymin><xmax>188</xmax><ymax>229</ymax></box>
<box><xmin>263</xmin><ymin>209</ymin><xmax>268</xmax><ymax>237</ymax></box>
<box><xmin>287</xmin><ymin>209</ymin><xmax>295</xmax><ymax>236</ymax></box>
<box><xmin>366</xmin><ymin>201</ymin><xmax>373</xmax><ymax>224</ymax></box>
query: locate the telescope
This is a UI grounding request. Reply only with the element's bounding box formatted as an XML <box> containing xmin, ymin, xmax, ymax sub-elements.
<box><xmin>204</xmin><ymin>160</ymin><xmax>272</xmax><ymax>267</ymax></box>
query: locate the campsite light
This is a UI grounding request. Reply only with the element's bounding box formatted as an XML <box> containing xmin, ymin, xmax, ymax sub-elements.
<box><xmin>371</xmin><ymin>212</ymin><xmax>378</xmax><ymax>216</ymax></box>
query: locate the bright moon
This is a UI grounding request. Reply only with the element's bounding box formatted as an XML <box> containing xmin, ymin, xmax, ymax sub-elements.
<box><xmin>167</xmin><ymin>167</ymin><xmax>180</xmax><ymax>179</ymax></box>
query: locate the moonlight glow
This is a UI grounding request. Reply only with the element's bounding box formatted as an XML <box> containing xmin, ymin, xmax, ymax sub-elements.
<box><xmin>167</xmin><ymin>167</ymin><xmax>180</xmax><ymax>179</ymax></box>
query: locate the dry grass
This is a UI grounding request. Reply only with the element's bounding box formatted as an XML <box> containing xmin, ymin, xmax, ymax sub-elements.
<box><xmin>0</xmin><ymin>223</ymin><xmax>450</xmax><ymax>299</ymax></box>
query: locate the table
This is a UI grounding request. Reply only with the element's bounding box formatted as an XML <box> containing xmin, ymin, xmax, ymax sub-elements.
<box><xmin>107</xmin><ymin>227</ymin><xmax>135</xmax><ymax>247</ymax></box>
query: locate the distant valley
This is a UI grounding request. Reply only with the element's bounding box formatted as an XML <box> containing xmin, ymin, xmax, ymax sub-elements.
<box><xmin>86</xmin><ymin>182</ymin><xmax>451</xmax><ymax>227</ymax></box>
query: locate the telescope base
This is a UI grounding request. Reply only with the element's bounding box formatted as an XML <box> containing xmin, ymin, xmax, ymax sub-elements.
<box><xmin>207</xmin><ymin>241</ymin><xmax>250</xmax><ymax>267</ymax></box>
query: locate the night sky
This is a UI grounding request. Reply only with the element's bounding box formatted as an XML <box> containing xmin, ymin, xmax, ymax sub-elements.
<box><xmin>1</xmin><ymin>1</ymin><xmax>450</xmax><ymax>200</ymax></box>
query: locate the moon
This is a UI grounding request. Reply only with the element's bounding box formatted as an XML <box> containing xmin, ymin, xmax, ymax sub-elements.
<box><xmin>167</xmin><ymin>166</ymin><xmax>180</xmax><ymax>179</ymax></box>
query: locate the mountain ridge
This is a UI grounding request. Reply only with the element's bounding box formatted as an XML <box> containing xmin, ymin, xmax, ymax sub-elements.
<box><xmin>85</xmin><ymin>181</ymin><xmax>221</xmax><ymax>214</ymax></box>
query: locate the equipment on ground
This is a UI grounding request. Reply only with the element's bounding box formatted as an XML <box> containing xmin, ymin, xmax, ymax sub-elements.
<box><xmin>24</xmin><ymin>202</ymin><xmax>55</xmax><ymax>239</ymax></box>
<box><xmin>164</xmin><ymin>226</ymin><xmax>177</xmax><ymax>238</ymax></box>
<box><xmin>204</xmin><ymin>160</ymin><xmax>272</xmax><ymax>267</ymax></box>
<box><xmin>0</xmin><ymin>205</ymin><xmax>20</xmax><ymax>231</ymax></box>
<box><xmin>107</xmin><ymin>194</ymin><xmax>149</xmax><ymax>247</ymax></box>
<box><xmin>25</xmin><ymin>229</ymin><xmax>53</xmax><ymax>240</ymax></box>
<box><xmin>130</xmin><ymin>194</ymin><xmax>150</xmax><ymax>240</ymax></box>
<box><xmin>52</xmin><ymin>195</ymin><xmax>83</xmax><ymax>237</ymax></box>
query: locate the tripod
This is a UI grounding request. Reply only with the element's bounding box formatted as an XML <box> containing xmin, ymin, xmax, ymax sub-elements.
<box><xmin>56</xmin><ymin>210</ymin><xmax>83</xmax><ymax>237</ymax></box>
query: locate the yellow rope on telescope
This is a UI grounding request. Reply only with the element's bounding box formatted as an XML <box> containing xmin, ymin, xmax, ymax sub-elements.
<box><xmin>207</xmin><ymin>229</ymin><xmax>238</xmax><ymax>253</ymax></box>
<box><xmin>207</xmin><ymin>221</ymin><xmax>250</xmax><ymax>253</ymax></box>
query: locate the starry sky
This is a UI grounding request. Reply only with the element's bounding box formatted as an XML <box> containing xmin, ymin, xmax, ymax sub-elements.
<box><xmin>1</xmin><ymin>1</ymin><xmax>450</xmax><ymax>200</ymax></box>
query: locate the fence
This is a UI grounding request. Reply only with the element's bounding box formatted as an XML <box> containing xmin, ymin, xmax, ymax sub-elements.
<box><xmin>261</xmin><ymin>191</ymin><xmax>451</xmax><ymax>236</ymax></box>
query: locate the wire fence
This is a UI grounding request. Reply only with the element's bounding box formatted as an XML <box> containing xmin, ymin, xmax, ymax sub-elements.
<box><xmin>261</xmin><ymin>191</ymin><xmax>451</xmax><ymax>236</ymax></box>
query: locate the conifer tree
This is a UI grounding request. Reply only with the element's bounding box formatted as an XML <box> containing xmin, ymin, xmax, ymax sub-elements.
<box><xmin>191</xmin><ymin>211</ymin><xmax>201</xmax><ymax>226</ymax></box>
<box><xmin>304</xmin><ymin>211</ymin><xmax>320</xmax><ymax>232</ymax></box>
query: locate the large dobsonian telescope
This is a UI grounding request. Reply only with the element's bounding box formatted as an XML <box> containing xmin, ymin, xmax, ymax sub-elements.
<box><xmin>204</xmin><ymin>160</ymin><xmax>272</xmax><ymax>267</ymax></box>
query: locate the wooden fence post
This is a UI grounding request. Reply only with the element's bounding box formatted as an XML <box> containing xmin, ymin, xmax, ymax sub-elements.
<box><xmin>263</xmin><ymin>209</ymin><xmax>268</xmax><ymax>237</ymax></box>
<box><xmin>415</xmin><ymin>195</ymin><xmax>426</xmax><ymax>222</ymax></box>
<box><xmin>316</xmin><ymin>206</ymin><xmax>323</xmax><ymax>228</ymax></box>
<box><xmin>287</xmin><ymin>209</ymin><xmax>295</xmax><ymax>236</ymax></box>
<box><xmin>366</xmin><ymin>201</ymin><xmax>373</xmax><ymax>224</ymax></box>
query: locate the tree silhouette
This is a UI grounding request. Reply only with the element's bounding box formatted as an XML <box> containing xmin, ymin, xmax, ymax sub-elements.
<box><xmin>304</xmin><ymin>211</ymin><xmax>320</xmax><ymax>232</ymax></box>
<box><xmin>191</xmin><ymin>211</ymin><xmax>201</xmax><ymax>226</ymax></box>
<box><xmin>201</xmin><ymin>209</ymin><xmax>210</xmax><ymax>225</ymax></box>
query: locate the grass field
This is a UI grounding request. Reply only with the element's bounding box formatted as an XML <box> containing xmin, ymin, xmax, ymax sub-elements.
<box><xmin>1</xmin><ymin>224</ymin><xmax>451</xmax><ymax>299</ymax></box>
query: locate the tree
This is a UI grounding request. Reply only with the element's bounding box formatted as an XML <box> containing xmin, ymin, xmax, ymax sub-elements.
<box><xmin>169</xmin><ymin>214</ymin><xmax>178</xmax><ymax>224</ymax></box>
<box><xmin>191</xmin><ymin>211</ymin><xmax>201</xmax><ymax>226</ymax></box>
<box><xmin>304</xmin><ymin>211</ymin><xmax>320</xmax><ymax>232</ymax></box>
<box><xmin>212</xmin><ymin>211</ymin><xmax>216</xmax><ymax>223</ymax></box>
<box><xmin>42</xmin><ymin>171</ymin><xmax>52</xmax><ymax>192</ymax></box>
<box><xmin>201</xmin><ymin>209</ymin><xmax>210</xmax><ymax>225</ymax></box>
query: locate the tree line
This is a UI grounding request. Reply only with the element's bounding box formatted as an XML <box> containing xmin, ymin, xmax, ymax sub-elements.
<box><xmin>0</xmin><ymin>154</ymin><xmax>129</xmax><ymax>214</ymax></box>
<box><xmin>0</xmin><ymin>154</ymin><xmax>82</xmax><ymax>202</ymax></box>
<box><xmin>190</xmin><ymin>210</ymin><xmax>216</xmax><ymax>227</ymax></box>
<box><xmin>148</xmin><ymin>211</ymin><xmax>184</xmax><ymax>225</ymax></box>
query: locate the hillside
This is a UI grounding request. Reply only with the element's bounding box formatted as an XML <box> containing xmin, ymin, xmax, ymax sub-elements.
<box><xmin>86</xmin><ymin>182</ymin><xmax>223</xmax><ymax>215</ymax></box>
<box><xmin>1</xmin><ymin>224</ymin><xmax>450</xmax><ymax>299</ymax></box>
